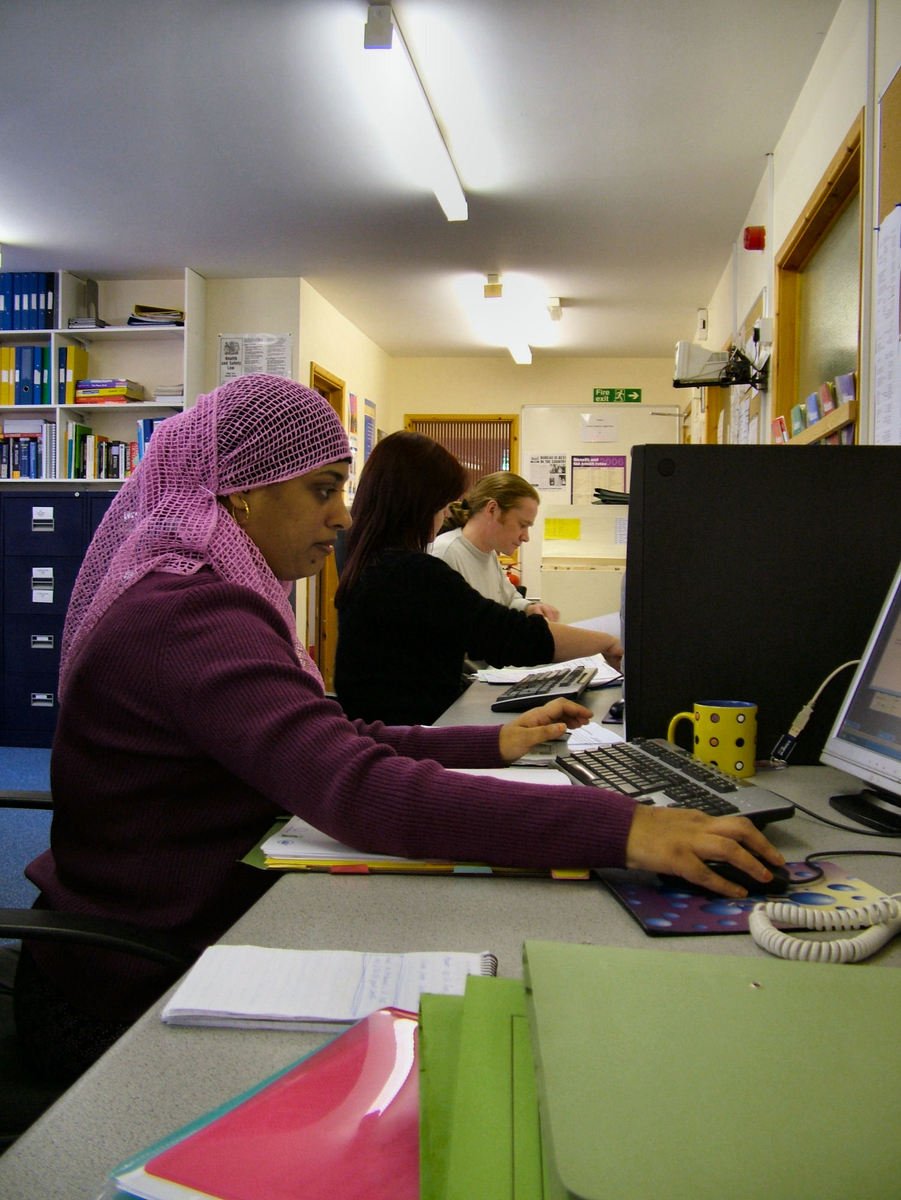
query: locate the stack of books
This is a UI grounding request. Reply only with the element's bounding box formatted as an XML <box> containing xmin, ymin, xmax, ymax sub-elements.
<box><xmin>67</xmin><ymin>315</ymin><xmax>108</xmax><ymax>329</ymax></box>
<box><xmin>74</xmin><ymin>377</ymin><xmax>145</xmax><ymax>403</ymax></box>
<box><xmin>152</xmin><ymin>383</ymin><xmax>185</xmax><ymax>403</ymax></box>
<box><xmin>127</xmin><ymin>303</ymin><xmax>184</xmax><ymax>327</ymax></box>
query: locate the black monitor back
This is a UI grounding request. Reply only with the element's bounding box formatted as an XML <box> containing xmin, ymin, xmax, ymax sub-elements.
<box><xmin>623</xmin><ymin>445</ymin><xmax>901</xmax><ymax>764</ymax></box>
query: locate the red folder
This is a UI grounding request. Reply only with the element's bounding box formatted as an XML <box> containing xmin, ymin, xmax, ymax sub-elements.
<box><xmin>142</xmin><ymin>1007</ymin><xmax>419</xmax><ymax>1199</ymax></box>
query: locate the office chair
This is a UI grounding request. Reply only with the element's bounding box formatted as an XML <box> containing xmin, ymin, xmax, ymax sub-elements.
<box><xmin>0</xmin><ymin>789</ymin><xmax>194</xmax><ymax>1155</ymax></box>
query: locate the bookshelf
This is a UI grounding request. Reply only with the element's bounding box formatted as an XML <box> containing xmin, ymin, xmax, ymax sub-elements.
<box><xmin>0</xmin><ymin>268</ymin><xmax>205</xmax><ymax>745</ymax></box>
<box><xmin>1</xmin><ymin>268</ymin><xmax>204</xmax><ymax>484</ymax></box>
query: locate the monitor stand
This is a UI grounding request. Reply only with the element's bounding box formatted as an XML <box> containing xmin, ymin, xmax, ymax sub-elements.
<box><xmin>829</xmin><ymin>788</ymin><xmax>901</xmax><ymax>834</ymax></box>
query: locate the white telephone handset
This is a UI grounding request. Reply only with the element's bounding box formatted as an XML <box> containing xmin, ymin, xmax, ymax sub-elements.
<box><xmin>749</xmin><ymin>895</ymin><xmax>901</xmax><ymax>963</ymax></box>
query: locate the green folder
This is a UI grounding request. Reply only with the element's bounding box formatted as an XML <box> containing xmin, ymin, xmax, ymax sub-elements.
<box><xmin>523</xmin><ymin>940</ymin><xmax>901</xmax><ymax>1200</ymax></box>
<box><xmin>420</xmin><ymin>976</ymin><xmax>545</xmax><ymax>1200</ymax></box>
<box><xmin>419</xmin><ymin>993</ymin><xmax>465</xmax><ymax>1200</ymax></box>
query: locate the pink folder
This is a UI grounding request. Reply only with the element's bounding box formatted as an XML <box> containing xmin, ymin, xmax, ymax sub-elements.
<box><xmin>143</xmin><ymin>1007</ymin><xmax>419</xmax><ymax>1199</ymax></box>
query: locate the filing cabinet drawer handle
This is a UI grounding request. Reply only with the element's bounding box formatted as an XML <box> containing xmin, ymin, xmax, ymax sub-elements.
<box><xmin>31</xmin><ymin>507</ymin><xmax>56</xmax><ymax>534</ymax></box>
<box><xmin>30</xmin><ymin>692</ymin><xmax>56</xmax><ymax>709</ymax></box>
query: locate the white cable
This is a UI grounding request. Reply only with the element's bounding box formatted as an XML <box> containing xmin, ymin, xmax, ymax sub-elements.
<box><xmin>769</xmin><ymin>659</ymin><xmax>860</xmax><ymax>763</ymax></box>
<box><xmin>749</xmin><ymin>895</ymin><xmax>901</xmax><ymax>962</ymax></box>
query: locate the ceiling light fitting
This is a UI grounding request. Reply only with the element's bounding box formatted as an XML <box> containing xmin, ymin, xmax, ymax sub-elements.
<box><xmin>363</xmin><ymin>4</ymin><xmax>468</xmax><ymax>222</ymax></box>
<box><xmin>482</xmin><ymin>274</ymin><xmax>532</xmax><ymax>365</ymax></box>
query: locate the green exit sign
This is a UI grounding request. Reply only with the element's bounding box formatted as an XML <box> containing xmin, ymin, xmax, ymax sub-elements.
<box><xmin>593</xmin><ymin>388</ymin><xmax>642</xmax><ymax>403</ymax></box>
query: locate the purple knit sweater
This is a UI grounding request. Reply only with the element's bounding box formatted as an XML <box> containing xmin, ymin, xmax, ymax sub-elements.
<box><xmin>27</xmin><ymin>570</ymin><xmax>635</xmax><ymax>1020</ymax></box>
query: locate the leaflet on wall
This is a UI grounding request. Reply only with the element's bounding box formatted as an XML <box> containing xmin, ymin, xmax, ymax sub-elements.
<box><xmin>873</xmin><ymin>203</ymin><xmax>901</xmax><ymax>446</ymax></box>
<box><xmin>579</xmin><ymin>411</ymin><xmax>618</xmax><ymax>441</ymax></box>
<box><xmin>526</xmin><ymin>453</ymin><xmax>567</xmax><ymax>490</ymax></box>
<box><xmin>570</xmin><ymin>454</ymin><xmax>626</xmax><ymax>504</ymax></box>
<box><xmin>218</xmin><ymin>334</ymin><xmax>292</xmax><ymax>383</ymax></box>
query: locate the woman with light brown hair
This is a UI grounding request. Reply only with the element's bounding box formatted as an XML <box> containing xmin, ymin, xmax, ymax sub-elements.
<box><xmin>432</xmin><ymin>470</ymin><xmax>560</xmax><ymax>620</ymax></box>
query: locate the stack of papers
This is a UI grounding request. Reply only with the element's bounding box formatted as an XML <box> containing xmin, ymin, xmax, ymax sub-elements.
<box><xmin>254</xmin><ymin>769</ymin><xmax>582</xmax><ymax>878</ymax></box>
<box><xmin>476</xmin><ymin>653</ymin><xmax>622</xmax><ymax>688</ymax></box>
<box><xmin>161</xmin><ymin>944</ymin><xmax>498</xmax><ymax>1032</ymax></box>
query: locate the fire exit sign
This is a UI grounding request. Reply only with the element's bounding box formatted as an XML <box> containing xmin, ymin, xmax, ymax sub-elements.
<box><xmin>593</xmin><ymin>388</ymin><xmax>642</xmax><ymax>403</ymax></box>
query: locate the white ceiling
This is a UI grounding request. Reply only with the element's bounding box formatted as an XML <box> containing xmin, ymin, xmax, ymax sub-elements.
<box><xmin>0</xmin><ymin>0</ymin><xmax>842</xmax><ymax>359</ymax></box>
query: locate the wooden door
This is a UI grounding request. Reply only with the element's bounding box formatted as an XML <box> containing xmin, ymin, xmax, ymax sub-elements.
<box><xmin>309</xmin><ymin>363</ymin><xmax>345</xmax><ymax>692</ymax></box>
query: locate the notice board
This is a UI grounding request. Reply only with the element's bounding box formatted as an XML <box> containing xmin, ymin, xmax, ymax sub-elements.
<box><xmin>518</xmin><ymin>404</ymin><xmax>681</xmax><ymax>590</ymax></box>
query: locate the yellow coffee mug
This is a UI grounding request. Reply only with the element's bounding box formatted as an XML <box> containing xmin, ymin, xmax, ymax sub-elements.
<box><xmin>667</xmin><ymin>700</ymin><xmax>757</xmax><ymax>778</ymax></box>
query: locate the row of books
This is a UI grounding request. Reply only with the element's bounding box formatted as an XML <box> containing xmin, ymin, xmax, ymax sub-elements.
<box><xmin>0</xmin><ymin>344</ymin><xmax>54</xmax><ymax>405</ymax></box>
<box><xmin>0</xmin><ymin>274</ymin><xmax>184</xmax><ymax>333</ymax></box>
<box><xmin>0</xmin><ymin>418</ymin><xmax>57</xmax><ymax>480</ymax></box>
<box><xmin>0</xmin><ymin>271</ymin><xmax>56</xmax><ymax>331</ymax></box>
<box><xmin>0</xmin><ymin>346</ymin><xmax>161</xmax><ymax>407</ymax></box>
<box><xmin>67</xmin><ymin>415</ymin><xmax>169</xmax><ymax>480</ymax></box>
<box><xmin>789</xmin><ymin>370</ymin><xmax>856</xmax><ymax>435</ymax></box>
<box><xmin>1</xmin><ymin>344</ymin><xmax>92</xmax><ymax>406</ymax></box>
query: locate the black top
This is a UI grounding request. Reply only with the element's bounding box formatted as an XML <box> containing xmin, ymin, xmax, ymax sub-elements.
<box><xmin>335</xmin><ymin>550</ymin><xmax>555</xmax><ymax>725</ymax></box>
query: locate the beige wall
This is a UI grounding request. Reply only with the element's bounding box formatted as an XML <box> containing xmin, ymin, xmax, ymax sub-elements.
<box><xmin>703</xmin><ymin>0</ymin><xmax>901</xmax><ymax>440</ymax></box>
<box><xmin>385</xmin><ymin>356</ymin><xmax>676</xmax><ymax>434</ymax></box>
<box><xmin>298</xmin><ymin>280</ymin><xmax>392</xmax><ymax>424</ymax></box>
<box><xmin>200</xmin><ymin>278</ymin><xmax>393</xmax><ymax>641</ymax></box>
<box><xmin>201</xmin><ymin>277</ymin><xmax>301</xmax><ymax>395</ymax></box>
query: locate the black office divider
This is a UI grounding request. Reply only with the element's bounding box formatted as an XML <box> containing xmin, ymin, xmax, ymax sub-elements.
<box><xmin>623</xmin><ymin>445</ymin><xmax>901</xmax><ymax>765</ymax></box>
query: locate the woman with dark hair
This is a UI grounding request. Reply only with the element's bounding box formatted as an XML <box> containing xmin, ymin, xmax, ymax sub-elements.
<box><xmin>334</xmin><ymin>432</ymin><xmax>622</xmax><ymax>726</ymax></box>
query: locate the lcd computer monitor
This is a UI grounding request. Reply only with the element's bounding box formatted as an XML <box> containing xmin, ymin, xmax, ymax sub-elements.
<box><xmin>821</xmin><ymin>561</ymin><xmax>901</xmax><ymax>833</ymax></box>
<box><xmin>623</xmin><ymin>445</ymin><xmax>901</xmax><ymax>765</ymax></box>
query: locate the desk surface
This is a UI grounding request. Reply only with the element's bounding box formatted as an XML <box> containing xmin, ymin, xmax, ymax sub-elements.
<box><xmin>2</xmin><ymin>686</ymin><xmax>899</xmax><ymax>1198</ymax></box>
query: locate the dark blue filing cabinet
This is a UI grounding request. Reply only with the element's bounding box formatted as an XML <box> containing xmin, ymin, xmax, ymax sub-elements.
<box><xmin>1</xmin><ymin>491</ymin><xmax>116</xmax><ymax>747</ymax></box>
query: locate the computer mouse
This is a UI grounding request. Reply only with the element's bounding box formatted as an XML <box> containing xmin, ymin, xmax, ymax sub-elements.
<box><xmin>604</xmin><ymin>699</ymin><xmax>625</xmax><ymax>723</ymax></box>
<box><xmin>658</xmin><ymin>859</ymin><xmax>792</xmax><ymax>896</ymax></box>
<box><xmin>704</xmin><ymin>859</ymin><xmax>792</xmax><ymax>895</ymax></box>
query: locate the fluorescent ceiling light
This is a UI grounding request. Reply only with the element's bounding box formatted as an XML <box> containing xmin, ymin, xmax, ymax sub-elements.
<box><xmin>455</xmin><ymin>273</ymin><xmax>559</xmax><ymax>364</ymax></box>
<box><xmin>363</xmin><ymin>4</ymin><xmax>468</xmax><ymax>222</ymax></box>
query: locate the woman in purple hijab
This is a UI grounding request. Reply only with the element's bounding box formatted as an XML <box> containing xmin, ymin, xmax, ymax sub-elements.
<box><xmin>16</xmin><ymin>374</ymin><xmax>781</xmax><ymax>1083</ymax></box>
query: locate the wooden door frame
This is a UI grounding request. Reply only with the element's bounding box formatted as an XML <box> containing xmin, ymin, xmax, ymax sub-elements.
<box><xmin>308</xmin><ymin>362</ymin><xmax>346</xmax><ymax>692</ymax></box>
<box><xmin>773</xmin><ymin>112</ymin><xmax>862</xmax><ymax>433</ymax></box>
<box><xmin>403</xmin><ymin>414</ymin><xmax>520</xmax><ymax>473</ymax></box>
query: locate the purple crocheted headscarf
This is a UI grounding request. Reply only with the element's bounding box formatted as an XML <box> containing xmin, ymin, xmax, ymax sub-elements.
<box><xmin>59</xmin><ymin>373</ymin><xmax>350</xmax><ymax>697</ymax></box>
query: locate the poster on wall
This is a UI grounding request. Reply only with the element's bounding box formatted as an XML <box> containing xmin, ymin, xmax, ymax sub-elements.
<box><xmin>526</xmin><ymin>453</ymin><xmax>567</xmax><ymax>490</ymax></box>
<box><xmin>218</xmin><ymin>334</ymin><xmax>292</xmax><ymax>383</ymax></box>
<box><xmin>363</xmin><ymin>398</ymin><xmax>377</xmax><ymax>461</ymax></box>
<box><xmin>570</xmin><ymin>454</ymin><xmax>626</xmax><ymax>504</ymax></box>
<box><xmin>873</xmin><ymin>203</ymin><xmax>901</xmax><ymax>445</ymax></box>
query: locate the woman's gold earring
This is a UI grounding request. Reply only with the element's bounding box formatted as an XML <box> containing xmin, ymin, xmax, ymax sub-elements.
<box><xmin>232</xmin><ymin>496</ymin><xmax>251</xmax><ymax>524</ymax></box>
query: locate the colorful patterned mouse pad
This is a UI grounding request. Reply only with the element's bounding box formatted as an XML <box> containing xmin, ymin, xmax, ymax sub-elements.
<box><xmin>597</xmin><ymin>860</ymin><xmax>887</xmax><ymax>936</ymax></box>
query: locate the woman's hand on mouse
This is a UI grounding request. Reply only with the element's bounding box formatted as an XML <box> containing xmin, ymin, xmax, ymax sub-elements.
<box><xmin>624</xmin><ymin>806</ymin><xmax>785</xmax><ymax>898</ymax></box>
<box><xmin>498</xmin><ymin>699</ymin><xmax>593</xmax><ymax>763</ymax></box>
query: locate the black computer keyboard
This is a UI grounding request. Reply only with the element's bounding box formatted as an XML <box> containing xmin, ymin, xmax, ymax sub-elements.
<box><xmin>490</xmin><ymin>665</ymin><xmax>597</xmax><ymax>713</ymax></box>
<box><xmin>555</xmin><ymin>737</ymin><xmax>796</xmax><ymax>826</ymax></box>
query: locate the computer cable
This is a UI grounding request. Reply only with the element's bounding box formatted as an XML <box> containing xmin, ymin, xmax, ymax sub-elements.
<box><xmin>782</xmin><ymin>796</ymin><xmax>901</xmax><ymax>838</ymax></box>
<box><xmin>749</xmin><ymin>849</ymin><xmax>901</xmax><ymax>962</ymax></box>
<box><xmin>767</xmin><ymin>659</ymin><xmax>859</xmax><ymax>766</ymax></box>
